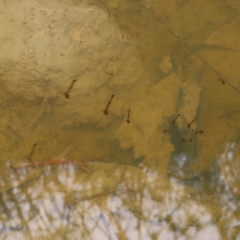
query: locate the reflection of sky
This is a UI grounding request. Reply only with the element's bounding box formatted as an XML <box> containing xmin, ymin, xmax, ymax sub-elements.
<box><xmin>0</xmin><ymin>162</ymin><xmax>231</xmax><ymax>239</ymax></box>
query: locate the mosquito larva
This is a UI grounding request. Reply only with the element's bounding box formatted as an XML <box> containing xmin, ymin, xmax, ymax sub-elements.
<box><xmin>127</xmin><ymin>109</ymin><xmax>130</xmax><ymax>123</ymax></box>
<box><xmin>195</xmin><ymin>130</ymin><xmax>204</xmax><ymax>135</ymax></box>
<box><xmin>28</xmin><ymin>143</ymin><xmax>38</xmax><ymax>162</ymax></box>
<box><xmin>104</xmin><ymin>71</ymin><xmax>113</xmax><ymax>76</ymax></box>
<box><xmin>172</xmin><ymin>114</ymin><xmax>180</xmax><ymax>124</ymax></box>
<box><xmin>103</xmin><ymin>94</ymin><xmax>115</xmax><ymax>115</ymax></box>
<box><xmin>217</xmin><ymin>78</ymin><xmax>225</xmax><ymax>84</ymax></box>
<box><xmin>65</xmin><ymin>79</ymin><xmax>77</xmax><ymax>98</ymax></box>
<box><xmin>187</xmin><ymin>117</ymin><xmax>198</xmax><ymax>128</ymax></box>
<box><xmin>190</xmin><ymin>130</ymin><xmax>193</xmax><ymax>141</ymax></box>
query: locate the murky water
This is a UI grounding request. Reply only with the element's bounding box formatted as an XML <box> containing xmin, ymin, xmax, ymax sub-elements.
<box><xmin>0</xmin><ymin>0</ymin><xmax>240</xmax><ymax>239</ymax></box>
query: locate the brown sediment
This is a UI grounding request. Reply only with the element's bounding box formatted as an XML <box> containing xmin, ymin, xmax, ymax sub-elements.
<box><xmin>14</xmin><ymin>159</ymin><xmax>89</xmax><ymax>172</ymax></box>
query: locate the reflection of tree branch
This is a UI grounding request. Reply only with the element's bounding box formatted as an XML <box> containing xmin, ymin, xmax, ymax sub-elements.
<box><xmin>65</xmin><ymin>189</ymin><xmax>115</xmax><ymax>206</ymax></box>
<box><xmin>65</xmin><ymin>187</ymin><xmax>166</xmax><ymax>207</ymax></box>
<box><xmin>14</xmin><ymin>159</ymin><xmax>89</xmax><ymax>173</ymax></box>
<box><xmin>0</xmin><ymin>168</ymin><xmax>43</xmax><ymax>194</ymax></box>
<box><xmin>159</xmin><ymin>219</ymin><xmax>172</xmax><ymax>238</ymax></box>
<box><xmin>102</xmin><ymin>205</ymin><xmax>129</xmax><ymax>240</ymax></box>
<box><xmin>97</xmin><ymin>213</ymin><xmax>113</xmax><ymax>239</ymax></box>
